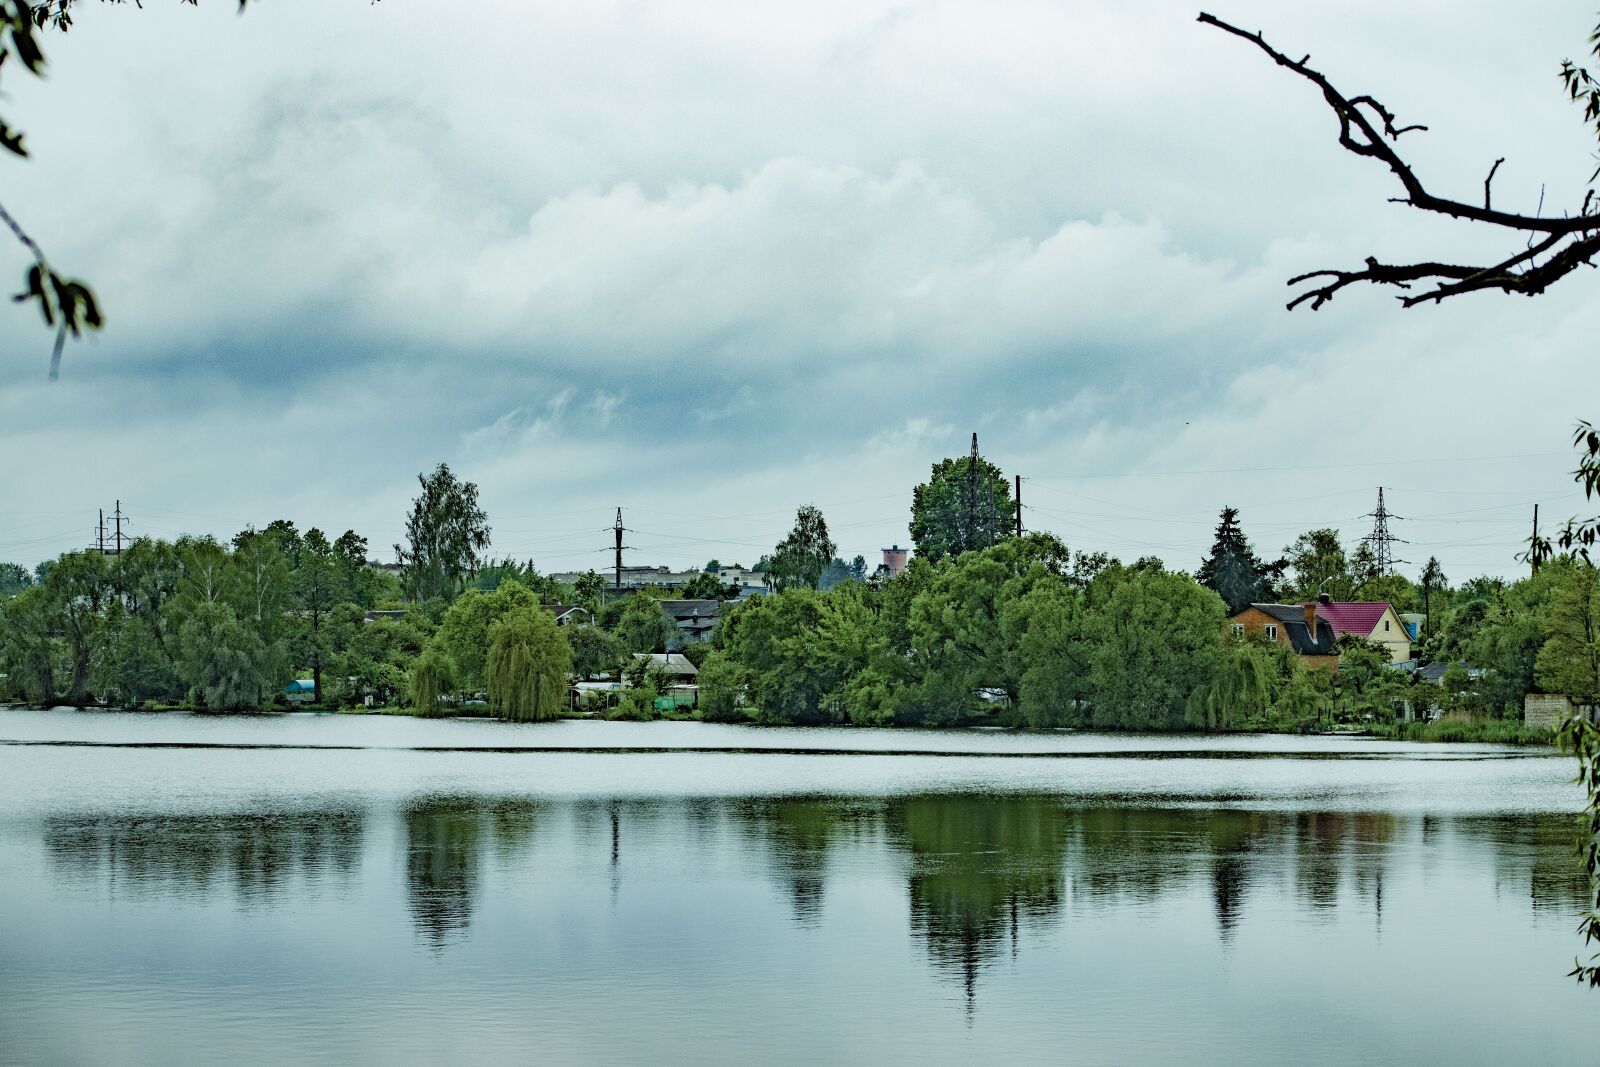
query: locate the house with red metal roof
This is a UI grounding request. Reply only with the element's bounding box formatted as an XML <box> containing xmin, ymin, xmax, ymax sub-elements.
<box><xmin>1307</xmin><ymin>596</ymin><xmax>1413</xmax><ymax>663</ymax></box>
<box><xmin>1227</xmin><ymin>602</ymin><xmax>1340</xmax><ymax>672</ymax></box>
<box><xmin>1226</xmin><ymin>595</ymin><xmax>1413</xmax><ymax>670</ymax></box>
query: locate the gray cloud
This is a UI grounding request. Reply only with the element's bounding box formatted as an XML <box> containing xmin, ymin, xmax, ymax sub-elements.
<box><xmin>1</xmin><ymin>1</ymin><xmax>1595</xmax><ymax>578</ymax></box>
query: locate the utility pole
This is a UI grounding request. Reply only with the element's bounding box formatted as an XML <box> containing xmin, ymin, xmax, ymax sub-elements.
<box><xmin>1531</xmin><ymin>504</ymin><xmax>1540</xmax><ymax>573</ymax></box>
<box><xmin>1015</xmin><ymin>474</ymin><xmax>1023</xmax><ymax>538</ymax></box>
<box><xmin>613</xmin><ymin>507</ymin><xmax>625</xmax><ymax>593</ymax></box>
<box><xmin>111</xmin><ymin>500</ymin><xmax>129</xmax><ymax>555</ymax></box>
<box><xmin>967</xmin><ymin>432</ymin><xmax>979</xmax><ymax>551</ymax></box>
<box><xmin>1361</xmin><ymin>487</ymin><xmax>1406</xmax><ymax>577</ymax></box>
<box><xmin>97</xmin><ymin>509</ymin><xmax>106</xmax><ymax>554</ymax></box>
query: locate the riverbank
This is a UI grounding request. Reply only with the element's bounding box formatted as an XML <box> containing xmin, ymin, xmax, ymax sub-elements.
<box><xmin>8</xmin><ymin>701</ymin><xmax>1554</xmax><ymax>746</ymax></box>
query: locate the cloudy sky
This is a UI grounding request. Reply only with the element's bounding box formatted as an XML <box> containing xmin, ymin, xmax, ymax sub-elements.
<box><xmin>1</xmin><ymin>1</ymin><xmax>1595</xmax><ymax>581</ymax></box>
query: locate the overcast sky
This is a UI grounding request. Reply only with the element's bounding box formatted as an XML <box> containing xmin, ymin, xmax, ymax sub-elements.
<box><xmin>1</xmin><ymin>1</ymin><xmax>1595</xmax><ymax>581</ymax></box>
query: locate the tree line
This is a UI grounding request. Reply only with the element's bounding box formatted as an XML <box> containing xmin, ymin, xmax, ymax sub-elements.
<box><xmin>2</xmin><ymin>454</ymin><xmax>1598</xmax><ymax>731</ymax></box>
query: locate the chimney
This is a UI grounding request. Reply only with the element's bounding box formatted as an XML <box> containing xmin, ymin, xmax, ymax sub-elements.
<box><xmin>1303</xmin><ymin>602</ymin><xmax>1318</xmax><ymax>634</ymax></box>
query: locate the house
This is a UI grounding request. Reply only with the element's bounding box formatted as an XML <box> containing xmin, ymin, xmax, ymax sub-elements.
<box><xmin>1310</xmin><ymin>598</ymin><xmax>1413</xmax><ymax>663</ymax></box>
<box><xmin>1415</xmin><ymin>660</ymin><xmax>1485</xmax><ymax>685</ymax></box>
<box><xmin>1228</xmin><ymin>603</ymin><xmax>1339</xmax><ymax>671</ymax></box>
<box><xmin>659</xmin><ymin>599</ymin><xmax>720</xmax><ymax>644</ymax></box>
<box><xmin>283</xmin><ymin>679</ymin><xmax>316</xmax><ymax>704</ymax></box>
<box><xmin>632</xmin><ymin>652</ymin><xmax>699</xmax><ymax>681</ymax></box>
<box><xmin>363</xmin><ymin>610</ymin><xmax>407</xmax><ymax>624</ymax></box>
<box><xmin>542</xmin><ymin>603</ymin><xmax>593</xmax><ymax>627</ymax></box>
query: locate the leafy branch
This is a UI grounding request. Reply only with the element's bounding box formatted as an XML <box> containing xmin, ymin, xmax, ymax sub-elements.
<box><xmin>1560</xmin><ymin>695</ymin><xmax>1600</xmax><ymax>988</ymax></box>
<box><xmin>1</xmin><ymin>1</ymin><xmax>257</xmax><ymax>377</ymax></box>
<box><xmin>1199</xmin><ymin>12</ymin><xmax>1600</xmax><ymax>310</ymax></box>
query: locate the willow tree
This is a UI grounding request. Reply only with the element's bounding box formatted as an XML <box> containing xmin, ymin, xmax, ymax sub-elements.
<box><xmin>1187</xmin><ymin>641</ymin><xmax>1272</xmax><ymax>731</ymax></box>
<box><xmin>485</xmin><ymin>609</ymin><xmax>573</xmax><ymax>723</ymax></box>
<box><xmin>410</xmin><ymin>645</ymin><xmax>453</xmax><ymax>717</ymax></box>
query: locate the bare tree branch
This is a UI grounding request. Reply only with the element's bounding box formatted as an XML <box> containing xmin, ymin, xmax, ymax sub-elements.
<box><xmin>1199</xmin><ymin>12</ymin><xmax>1600</xmax><ymax>309</ymax></box>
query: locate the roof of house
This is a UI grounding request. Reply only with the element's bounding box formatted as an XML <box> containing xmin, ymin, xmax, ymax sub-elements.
<box><xmin>1245</xmin><ymin>604</ymin><xmax>1337</xmax><ymax>656</ymax></box>
<box><xmin>1311</xmin><ymin>601</ymin><xmax>1396</xmax><ymax>639</ymax></box>
<box><xmin>364</xmin><ymin>609</ymin><xmax>407</xmax><ymax>623</ymax></box>
<box><xmin>659</xmin><ymin>599</ymin><xmax>720</xmax><ymax>619</ymax></box>
<box><xmin>633</xmin><ymin>652</ymin><xmax>698</xmax><ymax>677</ymax></box>
<box><xmin>542</xmin><ymin>603</ymin><xmax>591</xmax><ymax>621</ymax></box>
<box><xmin>1417</xmin><ymin>660</ymin><xmax>1483</xmax><ymax>683</ymax></box>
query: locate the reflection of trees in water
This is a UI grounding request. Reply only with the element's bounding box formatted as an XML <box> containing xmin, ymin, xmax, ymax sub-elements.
<box><xmin>729</xmin><ymin>798</ymin><xmax>878</xmax><ymax>926</ymax></box>
<box><xmin>403</xmin><ymin>797</ymin><xmax>541</xmax><ymax>948</ymax></box>
<box><xmin>731</xmin><ymin>799</ymin><xmax>1589</xmax><ymax>1008</ymax></box>
<box><xmin>1290</xmin><ymin>813</ymin><xmax>1396</xmax><ymax>914</ymax></box>
<box><xmin>43</xmin><ymin>808</ymin><xmax>365</xmax><ymax>903</ymax></box>
<box><xmin>889</xmin><ymin>796</ymin><xmax>1070</xmax><ymax>1005</ymax></box>
<box><xmin>1447</xmin><ymin>814</ymin><xmax>1589</xmax><ymax>914</ymax></box>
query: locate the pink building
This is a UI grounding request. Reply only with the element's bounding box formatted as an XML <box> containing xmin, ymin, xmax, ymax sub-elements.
<box><xmin>881</xmin><ymin>545</ymin><xmax>909</xmax><ymax>579</ymax></box>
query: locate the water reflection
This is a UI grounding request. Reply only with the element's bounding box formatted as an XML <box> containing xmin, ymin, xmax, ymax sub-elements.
<box><xmin>32</xmin><ymin>796</ymin><xmax>1591</xmax><ymax>994</ymax></box>
<box><xmin>890</xmin><ymin>796</ymin><xmax>1069</xmax><ymax>1003</ymax></box>
<box><xmin>403</xmin><ymin>797</ymin><xmax>541</xmax><ymax>946</ymax></box>
<box><xmin>43</xmin><ymin>807</ymin><xmax>365</xmax><ymax>903</ymax></box>
<box><xmin>730</xmin><ymin>798</ymin><xmax>876</xmax><ymax>926</ymax></box>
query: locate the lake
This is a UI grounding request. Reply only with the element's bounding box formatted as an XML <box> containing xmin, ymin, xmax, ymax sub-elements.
<box><xmin>0</xmin><ymin>708</ymin><xmax>1591</xmax><ymax>1065</ymax></box>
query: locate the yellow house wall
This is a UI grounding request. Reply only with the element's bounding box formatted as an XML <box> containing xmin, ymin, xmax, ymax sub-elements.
<box><xmin>1363</xmin><ymin>605</ymin><xmax>1413</xmax><ymax>663</ymax></box>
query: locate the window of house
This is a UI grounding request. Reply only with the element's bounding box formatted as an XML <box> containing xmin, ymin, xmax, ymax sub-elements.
<box><xmin>1265</xmin><ymin>624</ymin><xmax>1278</xmax><ymax>640</ymax></box>
<box><xmin>1231</xmin><ymin>623</ymin><xmax>1244</xmax><ymax>637</ymax></box>
<box><xmin>1384</xmin><ymin>620</ymin><xmax>1390</xmax><ymax>632</ymax></box>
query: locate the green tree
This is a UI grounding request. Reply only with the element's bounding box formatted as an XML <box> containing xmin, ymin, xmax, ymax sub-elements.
<box><xmin>1011</xmin><ymin>581</ymin><xmax>1091</xmax><ymax>728</ymax></box>
<box><xmin>429</xmin><ymin>579</ymin><xmax>539</xmax><ymax>694</ymax></box>
<box><xmin>909</xmin><ymin>534</ymin><xmax>1072</xmax><ymax>714</ymax></box>
<box><xmin>710</xmin><ymin>590</ymin><xmax>844</xmax><ymax>724</ymax></box>
<box><xmin>109</xmin><ymin>538</ymin><xmax>182</xmax><ymax>677</ymax></box>
<box><xmin>409</xmin><ymin>644</ymin><xmax>453</xmax><ymax>716</ymax></box>
<box><xmin>1464</xmin><ymin>565</ymin><xmax>1568</xmax><ymax>715</ymax></box>
<box><xmin>1082</xmin><ymin>562</ymin><xmax>1226</xmax><ymax>730</ymax></box>
<box><xmin>91</xmin><ymin>601</ymin><xmax>176</xmax><ymax>707</ymax></box>
<box><xmin>573</xmin><ymin>570</ymin><xmax>607</xmax><ymax>612</ymax></box>
<box><xmin>173</xmin><ymin>599</ymin><xmax>280</xmax><ymax>709</ymax></box>
<box><xmin>485</xmin><ymin>608</ymin><xmax>572</xmax><ymax>723</ymax></box>
<box><xmin>39</xmin><ymin>550</ymin><xmax>109</xmax><ymax>705</ymax></box>
<box><xmin>0</xmin><ymin>562</ymin><xmax>31</xmax><ymax>598</ymax></box>
<box><xmin>696</xmin><ymin>655</ymin><xmax>749</xmax><ymax>722</ymax></box>
<box><xmin>678</xmin><ymin>570</ymin><xmax>737</xmax><ymax>601</ymax></box>
<box><xmin>1420</xmin><ymin>556</ymin><xmax>1447</xmax><ymax>639</ymax></box>
<box><xmin>0</xmin><ymin>584</ymin><xmax>59</xmax><ymax>702</ymax></box>
<box><xmin>1196</xmin><ymin>506</ymin><xmax>1280</xmax><ymax>614</ymax></box>
<box><xmin>909</xmin><ymin>445</ymin><xmax>1013</xmax><ymax>563</ymax></box>
<box><xmin>1536</xmin><ymin>564</ymin><xmax>1600</xmax><ymax>706</ymax></box>
<box><xmin>331</xmin><ymin>530</ymin><xmax>380</xmax><ymax>607</ymax></box>
<box><xmin>566</xmin><ymin>623</ymin><xmax>623</xmax><ymax>680</ymax></box>
<box><xmin>1281</xmin><ymin>529</ymin><xmax>1353</xmax><ymax>601</ymax></box>
<box><xmin>767</xmin><ymin>505</ymin><xmax>837</xmax><ymax>592</ymax></box>
<box><xmin>1188</xmin><ymin>638</ymin><xmax>1274</xmax><ymax>731</ymax></box>
<box><xmin>295</xmin><ymin>528</ymin><xmax>338</xmax><ymax>705</ymax></box>
<box><xmin>614</xmin><ymin>594</ymin><xmax>679</xmax><ymax>653</ymax></box>
<box><xmin>396</xmin><ymin>463</ymin><xmax>491</xmax><ymax>603</ymax></box>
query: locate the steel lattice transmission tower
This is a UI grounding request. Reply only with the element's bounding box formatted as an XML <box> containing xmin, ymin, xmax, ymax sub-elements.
<box><xmin>1362</xmin><ymin>487</ymin><xmax>1407</xmax><ymax>577</ymax></box>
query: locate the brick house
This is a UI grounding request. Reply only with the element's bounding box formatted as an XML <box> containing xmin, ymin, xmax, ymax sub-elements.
<box><xmin>1227</xmin><ymin>602</ymin><xmax>1339</xmax><ymax>672</ymax></box>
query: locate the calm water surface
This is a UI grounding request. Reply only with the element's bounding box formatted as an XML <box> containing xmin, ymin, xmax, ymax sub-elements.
<box><xmin>0</xmin><ymin>708</ymin><xmax>1590</xmax><ymax>1065</ymax></box>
